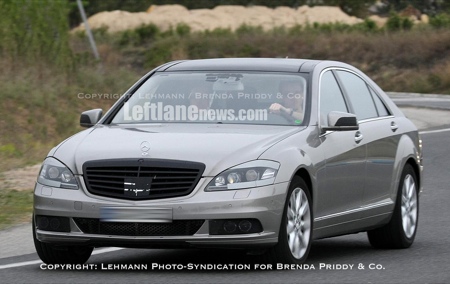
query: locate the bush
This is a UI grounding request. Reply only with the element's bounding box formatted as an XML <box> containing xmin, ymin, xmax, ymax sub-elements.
<box><xmin>119</xmin><ymin>23</ymin><xmax>160</xmax><ymax>46</ymax></box>
<box><xmin>3</xmin><ymin>16</ymin><xmax>450</xmax><ymax>175</ymax></box>
<box><xmin>135</xmin><ymin>23</ymin><xmax>160</xmax><ymax>41</ymax></box>
<box><xmin>0</xmin><ymin>0</ymin><xmax>73</xmax><ymax>70</ymax></box>
<box><xmin>175</xmin><ymin>23</ymin><xmax>191</xmax><ymax>37</ymax></box>
<box><xmin>386</xmin><ymin>12</ymin><xmax>414</xmax><ymax>31</ymax></box>
<box><xmin>357</xmin><ymin>18</ymin><xmax>378</xmax><ymax>32</ymax></box>
<box><xmin>235</xmin><ymin>24</ymin><xmax>264</xmax><ymax>35</ymax></box>
<box><xmin>429</xmin><ymin>13</ymin><xmax>450</xmax><ymax>28</ymax></box>
<box><xmin>204</xmin><ymin>28</ymin><xmax>233</xmax><ymax>37</ymax></box>
<box><xmin>145</xmin><ymin>38</ymin><xmax>178</xmax><ymax>67</ymax></box>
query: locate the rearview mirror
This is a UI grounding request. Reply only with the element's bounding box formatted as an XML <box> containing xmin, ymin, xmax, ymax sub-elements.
<box><xmin>80</xmin><ymin>109</ymin><xmax>103</xmax><ymax>128</ymax></box>
<box><xmin>213</xmin><ymin>79</ymin><xmax>244</xmax><ymax>92</ymax></box>
<box><xmin>322</xmin><ymin>111</ymin><xmax>359</xmax><ymax>132</ymax></box>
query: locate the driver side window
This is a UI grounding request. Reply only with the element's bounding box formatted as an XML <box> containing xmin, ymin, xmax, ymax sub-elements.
<box><xmin>320</xmin><ymin>71</ymin><xmax>348</xmax><ymax>127</ymax></box>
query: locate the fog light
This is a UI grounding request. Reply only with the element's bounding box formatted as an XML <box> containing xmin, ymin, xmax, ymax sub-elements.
<box><xmin>238</xmin><ymin>220</ymin><xmax>252</xmax><ymax>232</ymax></box>
<box><xmin>50</xmin><ymin>218</ymin><xmax>61</xmax><ymax>230</ymax></box>
<box><xmin>38</xmin><ymin>216</ymin><xmax>49</xmax><ymax>229</ymax></box>
<box><xmin>223</xmin><ymin>221</ymin><xmax>237</xmax><ymax>233</ymax></box>
<box><xmin>36</xmin><ymin>215</ymin><xmax>71</xmax><ymax>232</ymax></box>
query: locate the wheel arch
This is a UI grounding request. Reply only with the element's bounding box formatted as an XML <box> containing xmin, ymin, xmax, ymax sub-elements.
<box><xmin>405</xmin><ymin>157</ymin><xmax>421</xmax><ymax>191</ymax></box>
<box><xmin>393</xmin><ymin>132</ymin><xmax>422</xmax><ymax>199</ymax></box>
<box><xmin>291</xmin><ymin>167</ymin><xmax>313</xmax><ymax>203</ymax></box>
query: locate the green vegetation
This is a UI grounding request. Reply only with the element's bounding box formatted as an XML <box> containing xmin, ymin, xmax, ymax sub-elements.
<box><xmin>0</xmin><ymin>188</ymin><xmax>33</xmax><ymax>230</ymax></box>
<box><xmin>1</xmin><ymin>1</ymin><xmax>450</xmax><ymax>229</ymax></box>
<box><xmin>1</xmin><ymin>4</ymin><xmax>450</xmax><ymax>174</ymax></box>
<box><xmin>107</xmin><ymin>19</ymin><xmax>450</xmax><ymax>95</ymax></box>
<box><xmin>385</xmin><ymin>12</ymin><xmax>414</xmax><ymax>31</ymax></box>
<box><xmin>429</xmin><ymin>13</ymin><xmax>450</xmax><ymax>28</ymax></box>
<box><xmin>0</xmin><ymin>0</ymin><xmax>73</xmax><ymax>69</ymax></box>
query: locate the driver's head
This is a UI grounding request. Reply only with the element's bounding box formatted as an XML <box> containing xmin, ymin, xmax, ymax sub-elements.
<box><xmin>279</xmin><ymin>80</ymin><xmax>303</xmax><ymax>97</ymax></box>
<box><xmin>189</xmin><ymin>86</ymin><xmax>211</xmax><ymax>109</ymax></box>
<box><xmin>279</xmin><ymin>80</ymin><xmax>304</xmax><ymax>109</ymax></box>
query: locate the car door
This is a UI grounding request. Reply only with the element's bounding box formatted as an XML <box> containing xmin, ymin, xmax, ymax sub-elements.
<box><xmin>334</xmin><ymin>70</ymin><xmax>397</xmax><ymax>218</ymax></box>
<box><xmin>315</xmin><ymin>70</ymin><xmax>366</xmax><ymax>227</ymax></box>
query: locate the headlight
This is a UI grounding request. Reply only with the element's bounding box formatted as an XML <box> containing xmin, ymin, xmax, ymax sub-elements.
<box><xmin>206</xmin><ymin>160</ymin><xmax>280</xmax><ymax>191</ymax></box>
<box><xmin>37</xmin><ymin>158</ymin><xmax>79</xmax><ymax>189</ymax></box>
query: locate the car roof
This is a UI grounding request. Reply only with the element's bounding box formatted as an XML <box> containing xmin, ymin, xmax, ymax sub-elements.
<box><xmin>160</xmin><ymin>58</ymin><xmax>324</xmax><ymax>73</ymax></box>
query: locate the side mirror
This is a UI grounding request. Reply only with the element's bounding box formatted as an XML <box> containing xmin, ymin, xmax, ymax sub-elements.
<box><xmin>322</xmin><ymin>111</ymin><xmax>359</xmax><ymax>132</ymax></box>
<box><xmin>80</xmin><ymin>109</ymin><xmax>103</xmax><ymax>128</ymax></box>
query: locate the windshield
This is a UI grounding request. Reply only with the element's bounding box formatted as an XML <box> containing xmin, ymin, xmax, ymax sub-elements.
<box><xmin>111</xmin><ymin>72</ymin><xmax>308</xmax><ymax>126</ymax></box>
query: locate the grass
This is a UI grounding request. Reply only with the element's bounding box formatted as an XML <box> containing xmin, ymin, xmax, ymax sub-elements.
<box><xmin>84</xmin><ymin>22</ymin><xmax>450</xmax><ymax>94</ymax></box>
<box><xmin>0</xmin><ymin>59</ymin><xmax>141</xmax><ymax>172</ymax></box>
<box><xmin>0</xmin><ymin>188</ymin><xmax>33</xmax><ymax>230</ymax></box>
<box><xmin>1</xmin><ymin>19</ymin><xmax>450</xmax><ymax>229</ymax></box>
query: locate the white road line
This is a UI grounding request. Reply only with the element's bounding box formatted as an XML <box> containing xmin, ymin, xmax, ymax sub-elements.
<box><xmin>392</xmin><ymin>98</ymin><xmax>450</xmax><ymax>102</ymax></box>
<box><xmin>0</xmin><ymin>247</ymin><xmax>123</xmax><ymax>270</ymax></box>
<box><xmin>420</xmin><ymin>128</ymin><xmax>450</xmax><ymax>135</ymax></box>
<box><xmin>0</xmin><ymin>260</ymin><xmax>42</xmax><ymax>270</ymax></box>
<box><xmin>91</xmin><ymin>247</ymin><xmax>124</xmax><ymax>255</ymax></box>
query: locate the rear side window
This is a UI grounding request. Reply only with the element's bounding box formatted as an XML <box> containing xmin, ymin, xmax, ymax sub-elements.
<box><xmin>319</xmin><ymin>71</ymin><xmax>348</xmax><ymax>127</ymax></box>
<box><xmin>369</xmin><ymin>87</ymin><xmax>390</xmax><ymax>117</ymax></box>
<box><xmin>336</xmin><ymin>70</ymin><xmax>378</xmax><ymax>121</ymax></box>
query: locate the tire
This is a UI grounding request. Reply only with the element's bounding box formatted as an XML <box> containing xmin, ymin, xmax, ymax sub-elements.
<box><xmin>265</xmin><ymin>176</ymin><xmax>313</xmax><ymax>263</ymax></box>
<box><xmin>33</xmin><ymin>216</ymin><xmax>93</xmax><ymax>264</ymax></box>
<box><xmin>368</xmin><ymin>164</ymin><xmax>419</xmax><ymax>249</ymax></box>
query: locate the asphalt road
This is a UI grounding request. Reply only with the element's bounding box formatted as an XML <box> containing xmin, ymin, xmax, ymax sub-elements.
<box><xmin>388</xmin><ymin>92</ymin><xmax>450</xmax><ymax>110</ymax></box>
<box><xmin>1</xmin><ymin>95</ymin><xmax>449</xmax><ymax>284</ymax></box>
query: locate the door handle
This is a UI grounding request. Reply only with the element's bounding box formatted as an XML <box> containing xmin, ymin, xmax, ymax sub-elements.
<box><xmin>391</xmin><ymin>121</ymin><xmax>398</xmax><ymax>132</ymax></box>
<box><xmin>355</xmin><ymin>131</ymin><xmax>364</xmax><ymax>143</ymax></box>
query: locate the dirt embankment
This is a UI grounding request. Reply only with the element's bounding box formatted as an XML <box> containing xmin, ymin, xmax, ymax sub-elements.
<box><xmin>0</xmin><ymin>164</ymin><xmax>41</xmax><ymax>191</ymax></box>
<box><xmin>73</xmin><ymin>4</ymin><xmax>363</xmax><ymax>33</ymax></box>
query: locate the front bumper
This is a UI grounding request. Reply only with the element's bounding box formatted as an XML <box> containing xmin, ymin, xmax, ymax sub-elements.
<box><xmin>34</xmin><ymin>177</ymin><xmax>289</xmax><ymax>248</ymax></box>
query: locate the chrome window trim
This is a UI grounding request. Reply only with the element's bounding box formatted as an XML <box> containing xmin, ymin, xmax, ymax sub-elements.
<box><xmin>317</xmin><ymin>67</ymin><xmax>347</xmax><ymax>131</ymax></box>
<box><xmin>318</xmin><ymin>67</ymin><xmax>394</xmax><ymax>133</ymax></box>
<box><xmin>358</xmin><ymin>115</ymin><xmax>395</xmax><ymax>124</ymax></box>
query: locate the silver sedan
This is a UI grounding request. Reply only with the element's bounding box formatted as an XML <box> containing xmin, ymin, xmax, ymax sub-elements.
<box><xmin>33</xmin><ymin>58</ymin><xmax>423</xmax><ymax>264</ymax></box>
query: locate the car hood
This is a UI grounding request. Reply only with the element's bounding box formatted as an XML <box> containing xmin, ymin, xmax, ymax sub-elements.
<box><xmin>53</xmin><ymin>123</ymin><xmax>303</xmax><ymax>176</ymax></box>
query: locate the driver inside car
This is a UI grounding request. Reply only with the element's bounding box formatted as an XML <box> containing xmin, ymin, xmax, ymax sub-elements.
<box><xmin>269</xmin><ymin>80</ymin><xmax>304</xmax><ymax>122</ymax></box>
<box><xmin>189</xmin><ymin>86</ymin><xmax>212</xmax><ymax>110</ymax></box>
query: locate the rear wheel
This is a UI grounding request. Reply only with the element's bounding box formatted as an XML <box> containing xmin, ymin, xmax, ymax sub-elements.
<box><xmin>265</xmin><ymin>176</ymin><xmax>312</xmax><ymax>263</ymax></box>
<box><xmin>368</xmin><ymin>164</ymin><xmax>419</xmax><ymax>249</ymax></box>
<box><xmin>33</xmin><ymin>216</ymin><xmax>93</xmax><ymax>264</ymax></box>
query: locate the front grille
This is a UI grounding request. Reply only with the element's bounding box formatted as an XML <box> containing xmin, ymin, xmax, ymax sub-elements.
<box><xmin>73</xmin><ymin>218</ymin><xmax>204</xmax><ymax>236</ymax></box>
<box><xmin>83</xmin><ymin>159</ymin><xmax>205</xmax><ymax>200</ymax></box>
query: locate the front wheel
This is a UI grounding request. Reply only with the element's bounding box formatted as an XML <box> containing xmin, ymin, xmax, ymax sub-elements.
<box><xmin>33</xmin><ymin>216</ymin><xmax>93</xmax><ymax>264</ymax></box>
<box><xmin>265</xmin><ymin>176</ymin><xmax>313</xmax><ymax>263</ymax></box>
<box><xmin>368</xmin><ymin>164</ymin><xmax>419</xmax><ymax>249</ymax></box>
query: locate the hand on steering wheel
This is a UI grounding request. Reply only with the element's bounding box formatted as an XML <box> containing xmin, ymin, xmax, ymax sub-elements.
<box><xmin>270</xmin><ymin>103</ymin><xmax>293</xmax><ymax>116</ymax></box>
